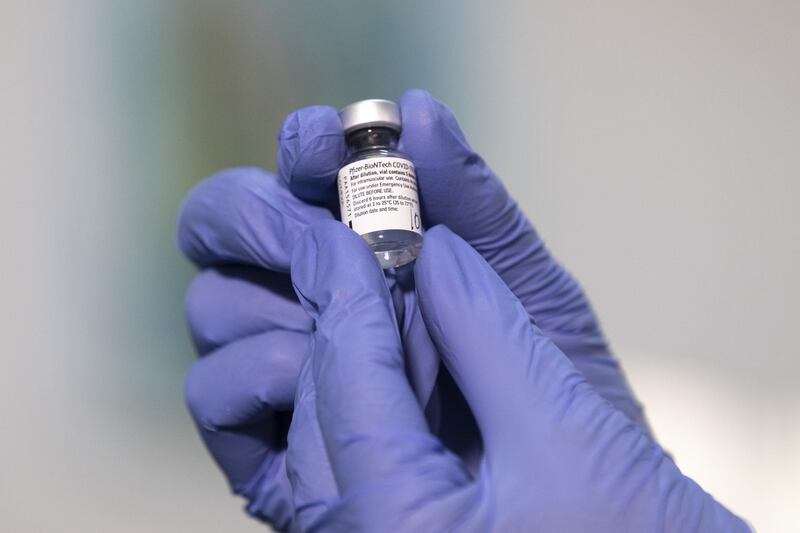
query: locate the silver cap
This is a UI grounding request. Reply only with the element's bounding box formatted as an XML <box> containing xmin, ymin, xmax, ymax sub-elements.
<box><xmin>339</xmin><ymin>99</ymin><xmax>401</xmax><ymax>134</ymax></box>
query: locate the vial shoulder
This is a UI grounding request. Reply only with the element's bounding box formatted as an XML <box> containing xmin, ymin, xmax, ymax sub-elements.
<box><xmin>342</xmin><ymin>148</ymin><xmax>412</xmax><ymax>166</ymax></box>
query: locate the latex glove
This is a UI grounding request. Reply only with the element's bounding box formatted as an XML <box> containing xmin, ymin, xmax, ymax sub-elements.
<box><xmin>286</xmin><ymin>220</ymin><xmax>749</xmax><ymax>532</ymax></box>
<box><xmin>177</xmin><ymin>90</ymin><xmax>647</xmax><ymax>529</ymax></box>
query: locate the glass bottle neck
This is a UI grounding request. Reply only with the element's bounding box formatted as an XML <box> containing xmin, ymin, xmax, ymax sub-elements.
<box><xmin>345</xmin><ymin>127</ymin><xmax>399</xmax><ymax>153</ymax></box>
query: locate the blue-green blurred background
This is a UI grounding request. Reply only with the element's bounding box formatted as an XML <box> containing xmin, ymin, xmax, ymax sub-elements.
<box><xmin>2</xmin><ymin>2</ymin><xmax>798</xmax><ymax>531</ymax></box>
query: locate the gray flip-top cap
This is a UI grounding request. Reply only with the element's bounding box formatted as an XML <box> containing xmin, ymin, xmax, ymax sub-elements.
<box><xmin>339</xmin><ymin>99</ymin><xmax>401</xmax><ymax>134</ymax></box>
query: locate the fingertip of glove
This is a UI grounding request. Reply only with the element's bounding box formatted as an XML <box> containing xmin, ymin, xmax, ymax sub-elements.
<box><xmin>176</xmin><ymin>167</ymin><xmax>274</xmax><ymax>260</ymax></box>
<box><xmin>291</xmin><ymin>220</ymin><xmax>380</xmax><ymax>316</ymax></box>
<box><xmin>398</xmin><ymin>90</ymin><xmax>469</xmax><ymax>161</ymax></box>
<box><xmin>414</xmin><ymin>225</ymin><xmax>479</xmax><ymax>317</ymax></box>
<box><xmin>416</xmin><ymin>224</ymin><xmax>470</xmax><ymax>277</ymax></box>
<box><xmin>278</xmin><ymin>106</ymin><xmax>345</xmax><ymax>202</ymax></box>
<box><xmin>399</xmin><ymin>89</ymin><xmax>437</xmax><ymax>117</ymax></box>
<box><xmin>399</xmin><ymin>89</ymin><xmax>441</xmax><ymax>139</ymax></box>
<box><xmin>278</xmin><ymin>105</ymin><xmax>342</xmax><ymax>145</ymax></box>
<box><xmin>291</xmin><ymin>219</ymin><xmax>360</xmax><ymax>270</ymax></box>
<box><xmin>416</xmin><ymin>224</ymin><xmax>510</xmax><ymax>326</ymax></box>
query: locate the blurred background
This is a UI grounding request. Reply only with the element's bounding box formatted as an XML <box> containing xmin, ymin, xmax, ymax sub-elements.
<box><xmin>2</xmin><ymin>1</ymin><xmax>798</xmax><ymax>531</ymax></box>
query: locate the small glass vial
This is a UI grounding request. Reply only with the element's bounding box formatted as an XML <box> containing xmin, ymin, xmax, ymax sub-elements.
<box><xmin>338</xmin><ymin>99</ymin><xmax>423</xmax><ymax>269</ymax></box>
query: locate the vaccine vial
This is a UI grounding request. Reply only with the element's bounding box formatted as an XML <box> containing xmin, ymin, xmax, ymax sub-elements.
<box><xmin>337</xmin><ymin>99</ymin><xmax>423</xmax><ymax>269</ymax></box>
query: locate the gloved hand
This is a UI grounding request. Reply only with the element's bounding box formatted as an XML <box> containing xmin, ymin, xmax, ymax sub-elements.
<box><xmin>177</xmin><ymin>90</ymin><xmax>649</xmax><ymax>530</ymax></box>
<box><xmin>286</xmin><ymin>220</ymin><xmax>749</xmax><ymax>532</ymax></box>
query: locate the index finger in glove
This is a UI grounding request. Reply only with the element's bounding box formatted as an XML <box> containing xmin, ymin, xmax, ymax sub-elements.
<box><xmin>177</xmin><ymin>167</ymin><xmax>332</xmax><ymax>272</ymax></box>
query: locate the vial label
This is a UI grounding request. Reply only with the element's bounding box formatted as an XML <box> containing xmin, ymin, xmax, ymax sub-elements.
<box><xmin>337</xmin><ymin>156</ymin><xmax>422</xmax><ymax>236</ymax></box>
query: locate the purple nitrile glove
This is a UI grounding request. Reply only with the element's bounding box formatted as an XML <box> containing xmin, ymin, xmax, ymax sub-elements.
<box><xmin>286</xmin><ymin>220</ymin><xmax>749</xmax><ymax>532</ymax></box>
<box><xmin>177</xmin><ymin>90</ymin><xmax>650</xmax><ymax>530</ymax></box>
